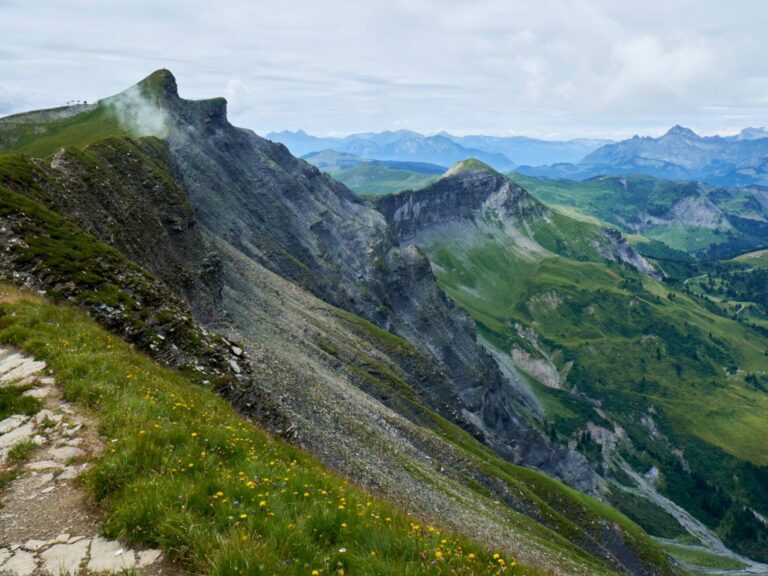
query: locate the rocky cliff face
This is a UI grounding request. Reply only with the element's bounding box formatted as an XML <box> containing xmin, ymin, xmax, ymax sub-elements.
<box><xmin>116</xmin><ymin>70</ymin><xmax>596</xmax><ymax>493</ymax></box>
<box><xmin>379</xmin><ymin>160</ymin><xmax>547</xmax><ymax>243</ymax></box>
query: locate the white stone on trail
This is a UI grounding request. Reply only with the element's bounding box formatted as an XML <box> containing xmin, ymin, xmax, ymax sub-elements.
<box><xmin>22</xmin><ymin>386</ymin><xmax>52</xmax><ymax>399</ymax></box>
<box><xmin>47</xmin><ymin>446</ymin><xmax>85</xmax><ymax>461</ymax></box>
<box><xmin>38</xmin><ymin>377</ymin><xmax>55</xmax><ymax>386</ymax></box>
<box><xmin>0</xmin><ymin>422</ymin><xmax>35</xmax><ymax>464</ymax></box>
<box><xmin>32</xmin><ymin>409</ymin><xmax>59</xmax><ymax>424</ymax></box>
<box><xmin>54</xmin><ymin>534</ymin><xmax>70</xmax><ymax>543</ymax></box>
<box><xmin>32</xmin><ymin>472</ymin><xmax>54</xmax><ymax>487</ymax></box>
<box><xmin>21</xmin><ymin>539</ymin><xmax>46</xmax><ymax>552</ymax></box>
<box><xmin>0</xmin><ymin>547</ymin><xmax>11</xmax><ymax>565</ymax></box>
<box><xmin>136</xmin><ymin>548</ymin><xmax>163</xmax><ymax>567</ymax></box>
<box><xmin>87</xmin><ymin>536</ymin><xmax>137</xmax><ymax>572</ymax></box>
<box><xmin>40</xmin><ymin>485</ymin><xmax>55</xmax><ymax>494</ymax></box>
<box><xmin>1</xmin><ymin>549</ymin><xmax>37</xmax><ymax>576</ymax></box>
<box><xmin>0</xmin><ymin>415</ymin><xmax>27</xmax><ymax>434</ymax></box>
<box><xmin>0</xmin><ymin>422</ymin><xmax>34</xmax><ymax>448</ymax></box>
<box><xmin>0</xmin><ymin>353</ymin><xmax>26</xmax><ymax>378</ymax></box>
<box><xmin>56</xmin><ymin>466</ymin><xmax>82</xmax><ymax>481</ymax></box>
<box><xmin>0</xmin><ymin>359</ymin><xmax>46</xmax><ymax>385</ymax></box>
<box><xmin>25</xmin><ymin>460</ymin><xmax>63</xmax><ymax>471</ymax></box>
<box><xmin>40</xmin><ymin>539</ymin><xmax>90</xmax><ymax>576</ymax></box>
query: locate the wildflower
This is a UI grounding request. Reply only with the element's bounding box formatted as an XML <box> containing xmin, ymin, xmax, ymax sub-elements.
<box><xmin>239</xmin><ymin>513</ymin><xmax>248</xmax><ymax>519</ymax></box>
<box><xmin>468</xmin><ymin>553</ymin><xmax>475</xmax><ymax>560</ymax></box>
<box><xmin>311</xmin><ymin>571</ymin><xmax>320</xmax><ymax>576</ymax></box>
<box><xmin>259</xmin><ymin>500</ymin><xmax>267</xmax><ymax>507</ymax></box>
<box><xmin>338</xmin><ymin>548</ymin><xmax>347</xmax><ymax>553</ymax></box>
<box><xmin>434</xmin><ymin>550</ymin><xmax>443</xmax><ymax>559</ymax></box>
<box><xmin>493</xmin><ymin>553</ymin><xmax>500</xmax><ymax>560</ymax></box>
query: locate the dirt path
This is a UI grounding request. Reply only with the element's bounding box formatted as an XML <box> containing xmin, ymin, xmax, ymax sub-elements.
<box><xmin>0</xmin><ymin>347</ymin><xmax>178</xmax><ymax>576</ymax></box>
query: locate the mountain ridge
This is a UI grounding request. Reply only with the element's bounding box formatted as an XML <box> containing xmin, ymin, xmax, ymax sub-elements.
<box><xmin>517</xmin><ymin>125</ymin><xmax>768</xmax><ymax>186</ymax></box>
<box><xmin>6</xmin><ymin>68</ymin><xmax>768</xmax><ymax>573</ymax></box>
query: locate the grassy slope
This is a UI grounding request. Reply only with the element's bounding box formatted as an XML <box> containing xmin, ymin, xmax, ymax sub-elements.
<box><xmin>509</xmin><ymin>173</ymin><xmax>764</xmax><ymax>257</ymax></box>
<box><xmin>329</xmin><ymin>164</ymin><xmax>437</xmax><ymax>196</ymax></box>
<box><xmin>418</xmin><ymin>212</ymin><xmax>768</xmax><ymax>558</ymax></box>
<box><xmin>0</xmin><ymin>104</ymin><xmax>128</xmax><ymax>159</ymax></box>
<box><xmin>431</xmin><ymin>222</ymin><xmax>768</xmax><ymax>464</ymax></box>
<box><xmin>732</xmin><ymin>248</ymin><xmax>768</xmax><ymax>267</ymax></box>
<box><xmin>337</xmin><ymin>312</ymin><xmax>672</xmax><ymax>575</ymax></box>
<box><xmin>0</xmin><ymin>288</ymin><xmax>526</xmax><ymax>576</ymax></box>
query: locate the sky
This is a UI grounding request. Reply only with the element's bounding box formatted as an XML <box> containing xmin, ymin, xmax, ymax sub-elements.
<box><xmin>2</xmin><ymin>0</ymin><xmax>768</xmax><ymax>139</ymax></box>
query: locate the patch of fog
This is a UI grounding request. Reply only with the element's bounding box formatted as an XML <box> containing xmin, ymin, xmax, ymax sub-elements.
<box><xmin>103</xmin><ymin>85</ymin><xmax>169</xmax><ymax>138</ymax></box>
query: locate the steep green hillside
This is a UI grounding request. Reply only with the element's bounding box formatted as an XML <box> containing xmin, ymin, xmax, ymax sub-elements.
<box><xmin>0</xmin><ymin>104</ymin><xmax>127</xmax><ymax>158</ymax></box>
<box><xmin>0</xmin><ymin>287</ymin><xmax>524</xmax><ymax>576</ymax></box>
<box><xmin>511</xmin><ymin>173</ymin><xmax>768</xmax><ymax>259</ymax></box>
<box><xmin>379</xmin><ymin>171</ymin><xmax>768</xmax><ymax>566</ymax></box>
<box><xmin>330</xmin><ymin>163</ymin><xmax>438</xmax><ymax>196</ymax></box>
<box><xmin>0</xmin><ymin>144</ymin><xmax>678</xmax><ymax>574</ymax></box>
<box><xmin>302</xmin><ymin>150</ymin><xmax>443</xmax><ymax>195</ymax></box>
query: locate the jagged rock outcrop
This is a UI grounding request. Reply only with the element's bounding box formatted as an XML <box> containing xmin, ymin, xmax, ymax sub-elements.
<box><xmin>598</xmin><ymin>229</ymin><xmax>662</xmax><ymax>280</ymax></box>
<box><xmin>379</xmin><ymin>159</ymin><xmax>546</xmax><ymax>243</ymax></box>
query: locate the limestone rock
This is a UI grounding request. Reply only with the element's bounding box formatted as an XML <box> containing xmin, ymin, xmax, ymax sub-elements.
<box><xmin>87</xmin><ymin>536</ymin><xmax>136</xmax><ymax>572</ymax></box>
<box><xmin>1</xmin><ymin>550</ymin><xmax>37</xmax><ymax>576</ymax></box>
<box><xmin>40</xmin><ymin>539</ymin><xmax>90</xmax><ymax>576</ymax></box>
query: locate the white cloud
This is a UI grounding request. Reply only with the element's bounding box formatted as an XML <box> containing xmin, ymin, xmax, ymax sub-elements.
<box><xmin>0</xmin><ymin>0</ymin><xmax>767</xmax><ymax>138</ymax></box>
<box><xmin>224</xmin><ymin>79</ymin><xmax>253</xmax><ymax>116</ymax></box>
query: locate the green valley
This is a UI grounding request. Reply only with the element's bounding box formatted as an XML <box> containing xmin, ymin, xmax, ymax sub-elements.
<box><xmin>377</xmin><ymin>162</ymin><xmax>768</xmax><ymax>568</ymax></box>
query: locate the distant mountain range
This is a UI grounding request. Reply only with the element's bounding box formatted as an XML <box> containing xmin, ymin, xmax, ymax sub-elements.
<box><xmin>271</xmin><ymin>126</ymin><xmax>768</xmax><ymax>187</ymax></box>
<box><xmin>517</xmin><ymin>126</ymin><xmax>768</xmax><ymax>186</ymax></box>
<box><xmin>267</xmin><ymin>129</ymin><xmax>612</xmax><ymax>170</ymax></box>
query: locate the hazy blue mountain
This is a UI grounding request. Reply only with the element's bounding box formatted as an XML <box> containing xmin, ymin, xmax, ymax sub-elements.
<box><xmin>443</xmin><ymin>133</ymin><xmax>611</xmax><ymax>165</ymax></box>
<box><xmin>729</xmin><ymin>127</ymin><xmax>768</xmax><ymax>141</ymax></box>
<box><xmin>516</xmin><ymin>125</ymin><xmax>768</xmax><ymax>186</ymax></box>
<box><xmin>267</xmin><ymin>129</ymin><xmax>515</xmax><ymax>170</ymax></box>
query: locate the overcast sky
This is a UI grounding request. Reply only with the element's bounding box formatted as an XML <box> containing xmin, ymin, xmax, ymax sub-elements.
<box><xmin>2</xmin><ymin>0</ymin><xmax>768</xmax><ymax>139</ymax></box>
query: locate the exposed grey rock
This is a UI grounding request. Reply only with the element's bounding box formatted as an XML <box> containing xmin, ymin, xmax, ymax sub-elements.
<box><xmin>39</xmin><ymin>539</ymin><xmax>89</xmax><ymax>576</ymax></box>
<box><xmin>21</xmin><ymin>386</ymin><xmax>52</xmax><ymax>399</ymax></box>
<box><xmin>21</xmin><ymin>540</ymin><xmax>46</xmax><ymax>552</ymax></box>
<box><xmin>87</xmin><ymin>536</ymin><xmax>136</xmax><ymax>572</ymax></box>
<box><xmin>0</xmin><ymin>359</ymin><xmax>45</xmax><ymax>384</ymax></box>
<box><xmin>136</xmin><ymin>548</ymin><xmax>162</xmax><ymax>567</ymax></box>
<box><xmin>0</xmin><ymin>415</ymin><xmax>26</xmax><ymax>435</ymax></box>
<box><xmin>142</xmin><ymin>70</ymin><xmax>597</xmax><ymax>492</ymax></box>
<box><xmin>47</xmin><ymin>446</ymin><xmax>85</xmax><ymax>462</ymax></box>
<box><xmin>0</xmin><ymin>550</ymin><xmax>37</xmax><ymax>576</ymax></box>
<box><xmin>25</xmin><ymin>460</ymin><xmax>63</xmax><ymax>471</ymax></box>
